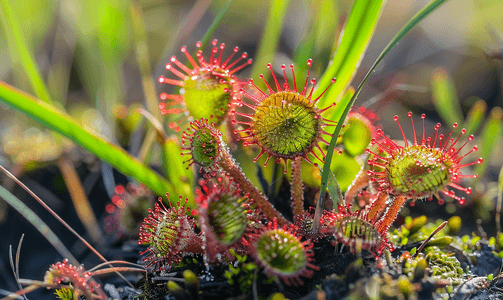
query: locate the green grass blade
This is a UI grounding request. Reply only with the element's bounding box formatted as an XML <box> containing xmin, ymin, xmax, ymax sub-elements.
<box><xmin>0</xmin><ymin>0</ymin><xmax>54</xmax><ymax>105</ymax></box>
<box><xmin>249</xmin><ymin>0</ymin><xmax>291</xmax><ymax>82</ymax></box>
<box><xmin>200</xmin><ymin>0</ymin><xmax>235</xmax><ymax>49</ymax></box>
<box><xmin>431</xmin><ymin>68</ymin><xmax>464</xmax><ymax>125</ymax></box>
<box><xmin>314</xmin><ymin>1</ymin><xmax>338</xmax><ymax>60</ymax></box>
<box><xmin>313</xmin><ymin>166</ymin><xmax>342</xmax><ymax>230</ymax></box>
<box><xmin>463</xmin><ymin>98</ymin><xmax>487</xmax><ymax>135</ymax></box>
<box><xmin>475</xmin><ymin>107</ymin><xmax>503</xmax><ymax>179</ymax></box>
<box><xmin>314</xmin><ymin>0</ymin><xmax>385</xmax><ymax>109</ymax></box>
<box><xmin>130</xmin><ymin>2</ymin><xmax>168</xmax><ymax>172</ymax></box>
<box><xmin>130</xmin><ymin>2</ymin><xmax>161</xmax><ymax>120</ymax></box>
<box><xmin>137</xmin><ymin>108</ymin><xmax>194</xmax><ymax>198</ymax></box>
<box><xmin>164</xmin><ymin>138</ymin><xmax>194</xmax><ymax>198</ymax></box>
<box><xmin>161</xmin><ymin>0</ymin><xmax>212</xmax><ymax>63</ymax></box>
<box><xmin>318</xmin><ymin>0</ymin><xmax>451</xmax><ymax>225</ymax></box>
<box><xmin>0</xmin><ymin>185</ymin><xmax>78</xmax><ymax>265</ymax></box>
<box><xmin>292</xmin><ymin>24</ymin><xmax>317</xmax><ymax>78</ymax></box>
<box><xmin>292</xmin><ymin>1</ymin><xmax>338</xmax><ymax>79</ymax></box>
<box><xmin>0</xmin><ymin>81</ymin><xmax>181</xmax><ymax>204</ymax></box>
<box><xmin>327</xmin><ymin>168</ymin><xmax>343</xmax><ymax>208</ymax></box>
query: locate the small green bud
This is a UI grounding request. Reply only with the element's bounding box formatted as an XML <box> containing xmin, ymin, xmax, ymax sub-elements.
<box><xmin>413</xmin><ymin>258</ymin><xmax>427</xmax><ymax>282</ymax></box>
<box><xmin>447</xmin><ymin>216</ymin><xmax>462</xmax><ymax>234</ymax></box>
<box><xmin>406</xmin><ymin>216</ymin><xmax>427</xmax><ymax>236</ymax></box>
<box><xmin>183</xmin><ymin>269</ymin><xmax>199</xmax><ymax>287</ymax></box>
<box><xmin>425</xmin><ymin>236</ymin><xmax>453</xmax><ymax>248</ymax></box>
<box><xmin>167</xmin><ymin>281</ymin><xmax>185</xmax><ymax>296</ymax></box>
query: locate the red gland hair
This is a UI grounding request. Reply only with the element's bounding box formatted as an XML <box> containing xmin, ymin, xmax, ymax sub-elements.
<box><xmin>331</xmin><ymin>196</ymin><xmax>394</xmax><ymax>257</ymax></box>
<box><xmin>138</xmin><ymin>195</ymin><xmax>202</xmax><ymax>271</ymax></box>
<box><xmin>366</xmin><ymin>112</ymin><xmax>481</xmax><ymax>205</ymax></box>
<box><xmin>44</xmin><ymin>259</ymin><xmax>106</xmax><ymax>299</ymax></box>
<box><xmin>159</xmin><ymin>39</ymin><xmax>252</xmax><ymax>131</ymax></box>
<box><xmin>231</xmin><ymin>59</ymin><xmax>340</xmax><ymax>173</ymax></box>
<box><xmin>181</xmin><ymin>118</ymin><xmax>224</xmax><ymax>176</ymax></box>
<box><xmin>195</xmin><ymin>173</ymin><xmax>253</xmax><ymax>263</ymax></box>
<box><xmin>251</xmin><ymin>218</ymin><xmax>319</xmax><ymax>285</ymax></box>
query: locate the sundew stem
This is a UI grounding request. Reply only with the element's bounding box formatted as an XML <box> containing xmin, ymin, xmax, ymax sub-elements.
<box><xmin>218</xmin><ymin>146</ymin><xmax>288</xmax><ymax>226</ymax></box>
<box><xmin>377</xmin><ymin>194</ymin><xmax>407</xmax><ymax>234</ymax></box>
<box><xmin>291</xmin><ymin>157</ymin><xmax>304</xmax><ymax>223</ymax></box>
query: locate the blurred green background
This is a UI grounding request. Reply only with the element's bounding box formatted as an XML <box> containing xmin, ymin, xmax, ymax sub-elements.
<box><xmin>0</xmin><ymin>0</ymin><xmax>502</xmax><ymax>297</ymax></box>
<box><xmin>0</xmin><ymin>0</ymin><xmax>501</xmax><ymax>215</ymax></box>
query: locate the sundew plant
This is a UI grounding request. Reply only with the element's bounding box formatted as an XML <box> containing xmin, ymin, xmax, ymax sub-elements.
<box><xmin>0</xmin><ymin>0</ymin><xmax>503</xmax><ymax>299</ymax></box>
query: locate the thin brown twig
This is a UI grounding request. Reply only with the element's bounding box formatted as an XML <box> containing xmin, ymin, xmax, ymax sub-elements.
<box><xmin>57</xmin><ymin>156</ymin><xmax>104</xmax><ymax>244</ymax></box>
<box><xmin>0</xmin><ymin>284</ymin><xmax>40</xmax><ymax>300</ymax></box>
<box><xmin>87</xmin><ymin>260</ymin><xmax>144</xmax><ymax>273</ymax></box>
<box><xmin>9</xmin><ymin>235</ymin><xmax>27</xmax><ymax>300</ymax></box>
<box><xmin>415</xmin><ymin>221</ymin><xmax>448</xmax><ymax>256</ymax></box>
<box><xmin>91</xmin><ymin>267</ymin><xmax>146</xmax><ymax>277</ymax></box>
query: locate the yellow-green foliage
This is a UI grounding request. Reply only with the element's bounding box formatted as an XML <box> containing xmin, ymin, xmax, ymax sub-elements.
<box><xmin>55</xmin><ymin>287</ymin><xmax>74</xmax><ymax>300</ymax></box>
<box><xmin>224</xmin><ymin>249</ymin><xmax>258</xmax><ymax>294</ymax></box>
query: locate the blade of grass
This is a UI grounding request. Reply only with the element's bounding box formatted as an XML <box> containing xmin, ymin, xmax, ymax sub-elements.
<box><xmin>0</xmin><ymin>164</ymin><xmax>132</xmax><ymax>288</ymax></box>
<box><xmin>0</xmin><ymin>0</ymin><xmax>54</xmax><ymax>105</ymax></box>
<box><xmin>0</xmin><ymin>185</ymin><xmax>78</xmax><ymax>265</ymax></box>
<box><xmin>474</xmin><ymin>107</ymin><xmax>503</xmax><ymax>181</ymax></box>
<box><xmin>293</xmin><ymin>0</ymin><xmax>338</xmax><ymax>78</ymax></box>
<box><xmin>158</xmin><ymin>0</ymin><xmax>212</xmax><ymax>73</ymax></box>
<box><xmin>249</xmin><ymin>0</ymin><xmax>291</xmax><ymax>83</ymax></box>
<box><xmin>315</xmin><ymin>0</ymin><xmax>451</xmax><ymax>231</ymax></box>
<box><xmin>314</xmin><ymin>0</ymin><xmax>386</xmax><ymax>110</ymax></box>
<box><xmin>314</xmin><ymin>0</ymin><xmax>338</xmax><ymax>62</ymax></box>
<box><xmin>0</xmin><ymin>80</ymin><xmax>179</xmax><ymax>203</ymax></box>
<box><xmin>199</xmin><ymin>0</ymin><xmax>235</xmax><ymax>49</ymax></box>
<box><xmin>292</xmin><ymin>1</ymin><xmax>321</xmax><ymax>76</ymax></box>
<box><xmin>431</xmin><ymin>67</ymin><xmax>464</xmax><ymax>125</ymax></box>
<box><xmin>130</xmin><ymin>2</ymin><xmax>163</xmax><ymax>164</ymax></box>
<box><xmin>163</xmin><ymin>138</ymin><xmax>194</xmax><ymax>198</ymax></box>
<box><xmin>326</xmin><ymin>168</ymin><xmax>343</xmax><ymax>208</ymax></box>
<box><xmin>137</xmin><ymin>108</ymin><xmax>193</xmax><ymax>198</ymax></box>
<box><xmin>463</xmin><ymin>98</ymin><xmax>487</xmax><ymax>135</ymax></box>
<box><xmin>313</xmin><ymin>166</ymin><xmax>342</xmax><ymax>230</ymax></box>
<box><xmin>128</xmin><ymin>6</ymin><xmax>158</xmax><ymax>109</ymax></box>
<box><xmin>9</xmin><ymin>235</ymin><xmax>27</xmax><ymax>300</ymax></box>
<box><xmin>57</xmin><ymin>156</ymin><xmax>104</xmax><ymax>244</ymax></box>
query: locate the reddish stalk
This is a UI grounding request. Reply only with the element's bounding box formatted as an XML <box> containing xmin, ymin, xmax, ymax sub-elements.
<box><xmin>291</xmin><ymin>157</ymin><xmax>304</xmax><ymax>224</ymax></box>
<box><xmin>377</xmin><ymin>195</ymin><xmax>407</xmax><ymax>234</ymax></box>
<box><xmin>219</xmin><ymin>146</ymin><xmax>288</xmax><ymax>226</ymax></box>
